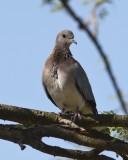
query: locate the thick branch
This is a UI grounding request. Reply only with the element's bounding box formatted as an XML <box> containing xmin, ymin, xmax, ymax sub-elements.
<box><xmin>41</xmin><ymin>125</ymin><xmax>128</xmax><ymax>155</ymax></box>
<box><xmin>1</xmin><ymin>104</ymin><xmax>128</xmax><ymax>159</ymax></box>
<box><xmin>0</xmin><ymin>104</ymin><xmax>128</xmax><ymax>128</ymax></box>
<box><xmin>0</xmin><ymin>124</ymin><xmax>115</xmax><ymax>160</ymax></box>
<box><xmin>60</xmin><ymin>0</ymin><xmax>127</xmax><ymax>114</ymax></box>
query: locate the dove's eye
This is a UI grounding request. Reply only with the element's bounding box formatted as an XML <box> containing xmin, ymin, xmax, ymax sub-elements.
<box><xmin>62</xmin><ymin>34</ymin><xmax>66</xmax><ymax>38</ymax></box>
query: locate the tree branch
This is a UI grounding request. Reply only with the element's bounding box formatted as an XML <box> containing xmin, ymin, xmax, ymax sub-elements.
<box><xmin>1</xmin><ymin>104</ymin><xmax>128</xmax><ymax>159</ymax></box>
<box><xmin>59</xmin><ymin>0</ymin><xmax>128</xmax><ymax>114</ymax></box>
<box><xmin>0</xmin><ymin>124</ymin><xmax>115</xmax><ymax>160</ymax></box>
<box><xmin>0</xmin><ymin>104</ymin><xmax>128</xmax><ymax>127</ymax></box>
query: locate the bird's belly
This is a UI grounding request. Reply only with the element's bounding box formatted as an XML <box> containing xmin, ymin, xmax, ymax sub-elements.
<box><xmin>47</xmin><ymin>78</ymin><xmax>85</xmax><ymax>112</ymax></box>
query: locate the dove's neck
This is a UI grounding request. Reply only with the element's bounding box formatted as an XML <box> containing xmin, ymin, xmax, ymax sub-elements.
<box><xmin>53</xmin><ymin>44</ymin><xmax>72</xmax><ymax>58</ymax></box>
<box><xmin>55</xmin><ymin>42</ymin><xmax>71</xmax><ymax>51</ymax></box>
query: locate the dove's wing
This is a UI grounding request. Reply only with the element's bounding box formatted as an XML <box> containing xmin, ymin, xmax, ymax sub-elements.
<box><xmin>74</xmin><ymin>62</ymin><xmax>98</xmax><ymax>114</ymax></box>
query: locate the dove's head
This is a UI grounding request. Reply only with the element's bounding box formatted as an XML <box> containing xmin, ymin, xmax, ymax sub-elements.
<box><xmin>55</xmin><ymin>30</ymin><xmax>77</xmax><ymax>48</ymax></box>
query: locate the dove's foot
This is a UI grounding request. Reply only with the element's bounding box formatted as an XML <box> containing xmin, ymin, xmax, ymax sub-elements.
<box><xmin>71</xmin><ymin>107</ymin><xmax>81</xmax><ymax>122</ymax></box>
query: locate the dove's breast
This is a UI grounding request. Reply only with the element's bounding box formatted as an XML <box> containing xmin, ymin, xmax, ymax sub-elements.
<box><xmin>45</xmin><ymin>63</ymin><xmax>93</xmax><ymax>114</ymax></box>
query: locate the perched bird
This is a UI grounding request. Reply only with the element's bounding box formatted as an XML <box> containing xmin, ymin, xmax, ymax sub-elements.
<box><xmin>42</xmin><ymin>30</ymin><xmax>98</xmax><ymax>116</ymax></box>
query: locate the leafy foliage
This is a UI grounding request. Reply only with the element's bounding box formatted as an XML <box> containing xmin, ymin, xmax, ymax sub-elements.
<box><xmin>103</xmin><ymin>111</ymin><xmax>128</xmax><ymax>142</ymax></box>
<box><xmin>42</xmin><ymin>0</ymin><xmax>113</xmax><ymax>18</ymax></box>
<box><xmin>42</xmin><ymin>0</ymin><xmax>114</xmax><ymax>37</ymax></box>
<box><xmin>42</xmin><ymin>0</ymin><xmax>68</xmax><ymax>13</ymax></box>
<box><xmin>110</xmin><ymin>127</ymin><xmax>128</xmax><ymax>141</ymax></box>
<box><xmin>83</xmin><ymin>0</ymin><xmax>113</xmax><ymax>20</ymax></box>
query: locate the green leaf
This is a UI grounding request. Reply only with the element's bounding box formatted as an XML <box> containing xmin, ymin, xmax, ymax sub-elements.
<box><xmin>51</xmin><ymin>5</ymin><xmax>63</xmax><ymax>13</ymax></box>
<box><xmin>98</xmin><ymin>8</ymin><xmax>108</xmax><ymax>20</ymax></box>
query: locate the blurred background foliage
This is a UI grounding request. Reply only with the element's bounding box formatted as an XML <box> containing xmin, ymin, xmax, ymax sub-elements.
<box><xmin>42</xmin><ymin>0</ymin><xmax>114</xmax><ymax>36</ymax></box>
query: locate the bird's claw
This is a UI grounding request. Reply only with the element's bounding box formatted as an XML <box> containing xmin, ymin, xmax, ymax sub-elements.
<box><xmin>71</xmin><ymin>112</ymin><xmax>81</xmax><ymax>122</ymax></box>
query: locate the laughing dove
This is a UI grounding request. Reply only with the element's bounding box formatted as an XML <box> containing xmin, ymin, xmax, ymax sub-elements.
<box><xmin>42</xmin><ymin>30</ymin><xmax>98</xmax><ymax>115</ymax></box>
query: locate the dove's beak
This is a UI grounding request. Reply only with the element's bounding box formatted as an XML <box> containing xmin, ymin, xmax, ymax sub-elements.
<box><xmin>72</xmin><ymin>39</ymin><xmax>77</xmax><ymax>45</ymax></box>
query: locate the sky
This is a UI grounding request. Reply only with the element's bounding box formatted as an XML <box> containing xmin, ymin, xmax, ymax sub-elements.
<box><xmin>0</xmin><ymin>0</ymin><xmax>128</xmax><ymax>160</ymax></box>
